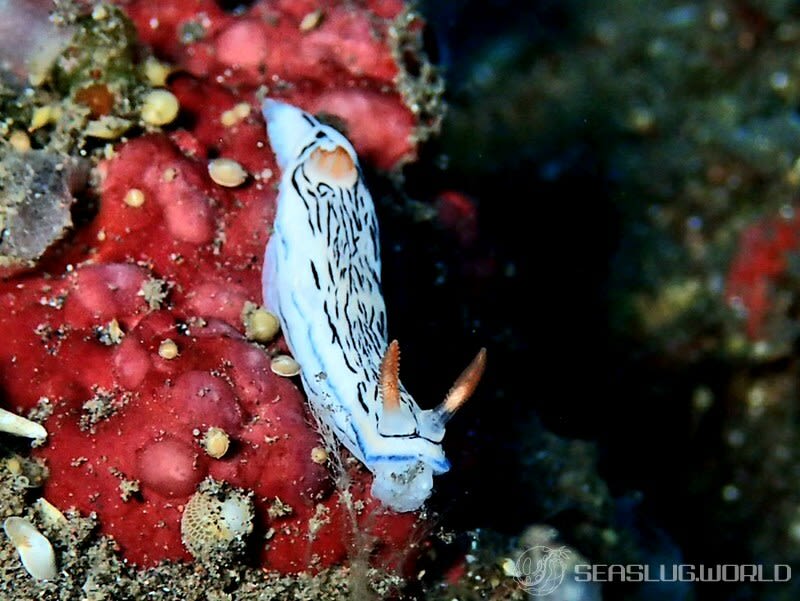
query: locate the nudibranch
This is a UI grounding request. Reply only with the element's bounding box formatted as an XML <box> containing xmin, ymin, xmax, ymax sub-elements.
<box><xmin>261</xmin><ymin>99</ymin><xmax>486</xmax><ymax>512</ymax></box>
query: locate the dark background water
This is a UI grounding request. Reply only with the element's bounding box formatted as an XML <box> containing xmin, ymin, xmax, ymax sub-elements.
<box><xmin>380</xmin><ymin>1</ymin><xmax>791</xmax><ymax>600</ymax></box>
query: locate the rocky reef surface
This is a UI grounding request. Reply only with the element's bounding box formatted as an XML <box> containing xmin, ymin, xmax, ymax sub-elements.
<box><xmin>0</xmin><ymin>0</ymin><xmax>446</xmax><ymax>598</ymax></box>
<box><xmin>7</xmin><ymin>0</ymin><xmax>800</xmax><ymax>600</ymax></box>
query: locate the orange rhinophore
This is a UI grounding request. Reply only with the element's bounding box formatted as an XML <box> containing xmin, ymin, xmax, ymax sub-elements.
<box><xmin>435</xmin><ymin>348</ymin><xmax>488</xmax><ymax>423</ymax></box>
<box><xmin>380</xmin><ymin>340</ymin><xmax>401</xmax><ymax>412</ymax></box>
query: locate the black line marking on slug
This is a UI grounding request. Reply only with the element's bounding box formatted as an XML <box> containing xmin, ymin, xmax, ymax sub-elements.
<box><xmin>368</xmin><ymin>218</ymin><xmax>379</xmax><ymax>261</ymax></box>
<box><xmin>382</xmin><ymin>431</ymin><xmax>421</xmax><ymax>439</ymax></box>
<box><xmin>299</xmin><ymin>139</ymin><xmax>317</xmax><ymax>157</ymax></box>
<box><xmin>291</xmin><ymin>168</ymin><xmax>317</xmax><ymax>234</ymax></box>
<box><xmin>326</xmin><ymin>203</ymin><xmax>333</xmax><ymax>246</ymax></box>
<box><xmin>357</xmin><ymin>382</ymin><xmax>368</xmax><ymax>413</ymax></box>
<box><xmin>334</xmin><ymin>222</ymin><xmax>342</xmax><ymax>256</ymax></box>
<box><xmin>323</xmin><ymin>300</ymin><xmax>339</xmax><ymax>344</ymax></box>
<box><xmin>368</xmin><ymin>265</ymin><xmax>381</xmax><ymax>288</ymax></box>
<box><xmin>299</xmin><ymin>163</ymin><xmax>314</xmax><ymax>187</ymax></box>
<box><xmin>341</xmin><ymin>350</ymin><xmax>357</xmax><ymax>374</ymax></box>
<box><xmin>291</xmin><ymin>170</ymin><xmax>310</xmax><ymax>210</ymax></box>
<box><xmin>310</xmin><ymin>260</ymin><xmax>321</xmax><ymax>290</ymax></box>
<box><xmin>344</xmin><ymin>292</ymin><xmax>354</xmax><ymax>336</ymax></box>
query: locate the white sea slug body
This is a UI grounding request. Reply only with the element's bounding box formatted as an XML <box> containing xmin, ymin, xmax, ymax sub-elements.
<box><xmin>262</xmin><ymin>99</ymin><xmax>485</xmax><ymax>512</ymax></box>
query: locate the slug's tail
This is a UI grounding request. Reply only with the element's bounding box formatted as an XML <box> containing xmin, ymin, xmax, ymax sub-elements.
<box><xmin>262</xmin><ymin>99</ymin><xmax>317</xmax><ymax>170</ymax></box>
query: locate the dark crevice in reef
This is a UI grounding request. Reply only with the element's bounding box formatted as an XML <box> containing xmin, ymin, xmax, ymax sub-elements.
<box><xmin>214</xmin><ymin>0</ymin><xmax>257</xmax><ymax>15</ymax></box>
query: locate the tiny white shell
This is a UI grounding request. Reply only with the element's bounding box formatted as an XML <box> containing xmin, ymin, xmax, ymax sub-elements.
<box><xmin>141</xmin><ymin>90</ymin><xmax>180</xmax><ymax>126</ymax></box>
<box><xmin>158</xmin><ymin>339</ymin><xmax>179</xmax><ymax>360</ymax></box>
<box><xmin>310</xmin><ymin>446</ymin><xmax>328</xmax><ymax>464</ymax></box>
<box><xmin>202</xmin><ymin>427</ymin><xmax>230</xmax><ymax>459</ymax></box>
<box><xmin>270</xmin><ymin>355</ymin><xmax>301</xmax><ymax>377</ymax></box>
<box><xmin>143</xmin><ymin>57</ymin><xmax>173</xmax><ymax>87</ymax></box>
<box><xmin>208</xmin><ymin>158</ymin><xmax>248</xmax><ymax>187</ymax></box>
<box><xmin>0</xmin><ymin>407</ymin><xmax>47</xmax><ymax>440</ymax></box>
<box><xmin>243</xmin><ymin>305</ymin><xmax>280</xmax><ymax>342</ymax></box>
<box><xmin>299</xmin><ymin>9</ymin><xmax>323</xmax><ymax>32</ymax></box>
<box><xmin>123</xmin><ymin>188</ymin><xmax>146</xmax><ymax>208</ymax></box>
<box><xmin>3</xmin><ymin>517</ymin><xmax>57</xmax><ymax>580</ymax></box>
<box><xmin>33</xmin><ymin>498</ymin><xmax>67</xmax><ymax>530</ymax></box>
<box><xmin>84</xmin><ymin>115</ymin><xmax>132</xmax><ymax>139</ymax></box>
<box><xmin>9</xmin><ymin>131</ymin><xmax>30</xmax><ymax>152</ymax></box>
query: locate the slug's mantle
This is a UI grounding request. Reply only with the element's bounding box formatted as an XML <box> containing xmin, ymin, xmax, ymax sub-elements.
<box><xmin>0</xmin><ymin>0</ymin><xmax>438</xmax><ymax>571</ymax></box>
